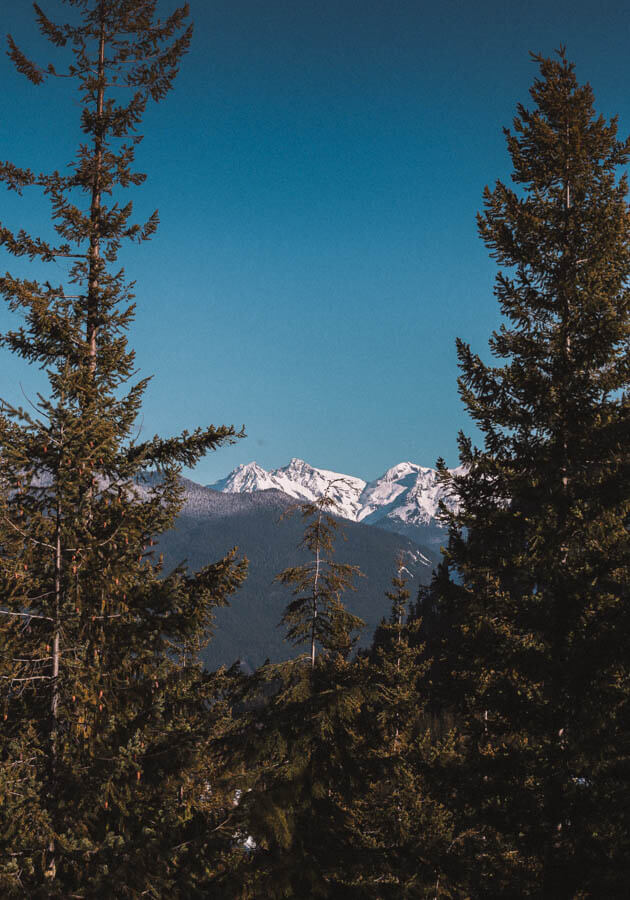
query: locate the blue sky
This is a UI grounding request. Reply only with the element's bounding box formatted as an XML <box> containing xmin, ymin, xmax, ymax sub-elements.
<box><xmin>1</xmin><ymin>0</ymin><xmax>629</xmax><ymax>483</ymax></box>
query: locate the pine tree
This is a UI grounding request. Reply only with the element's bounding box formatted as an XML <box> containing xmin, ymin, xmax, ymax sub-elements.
<box><xmin>433</xmin><ymin>50</ymin><xmax>630</xmax><ymax>896</ymax></box>
<box><xmin>228</xmin><ymin>487</ymin><xmax>365</xmax><ymax>898</ymax></box>
<box><xmin>345</xmin><ymin>559</ymin><xmax>455</xmax><ymax>898</ymax></box>
<box><xmin>0</xmin><ymin>2</ymin><xmax>247</xmax><ymax>895</ymax></box>
<box><xmin>275</xmin><ymin>481</ymin><xmax>365</xmax><ymax>669</ymax></box>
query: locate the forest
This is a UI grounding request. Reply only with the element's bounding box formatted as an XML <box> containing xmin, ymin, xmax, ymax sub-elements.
<box><xmin>0</xmin><ymin>2</ymin><xmax>629</xmax><ymax>898</ymax></box>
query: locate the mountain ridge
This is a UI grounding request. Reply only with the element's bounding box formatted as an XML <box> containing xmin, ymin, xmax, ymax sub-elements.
<box><xmin>209</xmin><ymin>457</ymin><xmax>460</xmax><ymax>547</ymax></box>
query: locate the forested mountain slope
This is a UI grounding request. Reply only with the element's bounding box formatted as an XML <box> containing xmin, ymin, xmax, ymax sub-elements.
<box><xmin>157</xmin><ymin>481</ymin><xmax>439</xmax><ymax>667</ymax></box>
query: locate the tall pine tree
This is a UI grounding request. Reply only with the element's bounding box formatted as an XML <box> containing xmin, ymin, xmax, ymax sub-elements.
<box><xmin>433</xmin><ymin>50</ymin><xmax>630</xmax><ymax>897</ymax></box>
<box><xmin>345</xmin><ymin>560</ymin><xmax>455</xmax><ymax>897</ymax></box>
<box><xmin>228</xmin><ymin>487</ymin><xmax>365</xmax><ymax>898</ymax></box>
<box><xmin>0</xmin><ymin>2</ymin><xmax>247</xmax><ymax>895</ymax></box>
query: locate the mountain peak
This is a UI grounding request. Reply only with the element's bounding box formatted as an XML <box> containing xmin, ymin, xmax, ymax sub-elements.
<box><xmin>209</xmin><ymin>461</ymin><xmax>274</xmax><ymax>494</ymax></box>
<box><xmin>210</xmin><ymin>457</ymin><xmax>458</xmax><ymax>543</ymax></box>
<box><xmin>234</xmin><ymin>461</ymin><xmax>265</xmax><ymax>473</ymax></box>
<box><xmin>284</xmin><ymin>457</ymin><xmax>311</xmax><ymax>471</ymax></box>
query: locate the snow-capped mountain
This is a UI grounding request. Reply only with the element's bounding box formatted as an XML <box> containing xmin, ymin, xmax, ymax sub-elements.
<box><xmin>209</xmin><ymin>458</ymin><xmax>460</xmax><ymax>546</ymax></box>
<box><xmin>211</xmin><ymin>457</ymin><xmax>367</xmax><ymax>521</ymax></box>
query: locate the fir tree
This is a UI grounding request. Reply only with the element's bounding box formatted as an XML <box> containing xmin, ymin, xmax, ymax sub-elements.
<box><xmin>0</xmin><ymin>2</ymin><xmax>247</xmax><ymax>895</ymax></box>
<box><xmin>228</xmin><ymin>487</ymin><xmax>365</xmax><ymax>898</ymax></box>
<box><xmin>343</xmin><ymin>560</ymin><xmax>455</xmax><ymax>898</ymax></box>
<box><xmin>433</xmin><ymin>50</ymin><xmax>630</xmax><ymax>896</ymax></box>
<box><xmin>275</xmin><ymin>480</ymin><xmax>365</xmax><ymax>668</ymax></box>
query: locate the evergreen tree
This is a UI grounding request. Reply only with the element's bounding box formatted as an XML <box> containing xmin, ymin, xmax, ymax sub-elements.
<box><xmin>228</xmin><ymin>487</ymin><xmax>365</xmax><ymax>898</ymax></box>
<box><xmin>433</xmin><ymin>50</ymin><xmax>630</xmax><ymax>896</ymax></box>
<box><xmin>345</xmin><ymin>559</ymin><xmax>455</xmax><ymax>898</ymax></box>
<box><xmin>0</xmin><ymin>2</ymin><xmax>247</xmax><ymax>895</ymax></box>
<box><xmin>275</xmin><ymin>481</ymin><xmax>365</xmax><ymax>668</ymax></box>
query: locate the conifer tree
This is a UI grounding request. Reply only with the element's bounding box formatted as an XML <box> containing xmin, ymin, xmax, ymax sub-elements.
<box><xmin>228</xmin><ymin>487</ymin><xmax>365</xmax><ymax>898</ymax></box>
<box><xmin>345</xmin><ymin>560</ymin><xmax>455</xmax><ymax>898</ymax></box>
<box><xmin>275</xmin><ymin>481</ymin><xmax>365</xmax><ymax>668</ymax></box>
<box><xmin>0</xmin><ymin>2</ymin><xmax>247</xmax><ymax>895</ymax></box>
<box><xmin>433</xmin><ymin>50</ymin><xmax>630</xmax><ymax>896</ymax></box>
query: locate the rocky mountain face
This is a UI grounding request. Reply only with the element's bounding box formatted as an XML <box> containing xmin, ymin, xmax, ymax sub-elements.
<box><xmin>210</xmin><ymin>458</ymin><xmax>367</xmax><ymax>520</ymax></box>
<box><xmin>209</xmin><ymin>457</ymin><xmax>460</xmax><ymax>547</ymax></box>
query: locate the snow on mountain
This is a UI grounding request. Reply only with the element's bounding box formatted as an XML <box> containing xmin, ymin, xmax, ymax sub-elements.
<box><xmin>358</xmin><ymin>462</ymin><xmax>461</xmax><ymax>530</ymax></box>
<box><xmin>211</xmin><ymin>461</ymin><xmax>279</xmax><ymax>495</ymax></box>
<box><xmin>210</xmin><ymin>458</ymin><xmax>367</xmax><ymax>521</ymax></box>
<box><xmin>209</xmin><ymin>458</ymin><xmax>461</xmax><ymax>543</ymax></box>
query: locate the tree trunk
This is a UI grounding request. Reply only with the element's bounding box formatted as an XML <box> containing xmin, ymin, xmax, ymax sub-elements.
<box><xmin>45</xmin><ymin>493</ymin><xmax>62</xmax><ymax>881</ymax></box>
<box><xmin>310</xmin><ymin>508</ymin><xmax>322</xmax><ymax>670</ymax></box>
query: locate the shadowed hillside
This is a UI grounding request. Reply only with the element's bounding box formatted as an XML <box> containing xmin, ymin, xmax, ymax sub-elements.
<box><xmin>157</xmin><ymin>483</ymin><xmax>440</xmax><ymax>668</ymax></box>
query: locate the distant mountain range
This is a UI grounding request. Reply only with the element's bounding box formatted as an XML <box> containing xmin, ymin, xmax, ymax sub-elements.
<box><xmin>154</xmin><ymin>458</ymin><xmax>456</xmax><ymax>668</ymax></box>
<box><xmin>157</xmin><ymin>479</ymin><xmax>439</xmax><ymax>669</ymax></box>
<box><xmin>209</xmin><ymin>457</ymin><xmax>460</xmax><ymax>548</ymax></box>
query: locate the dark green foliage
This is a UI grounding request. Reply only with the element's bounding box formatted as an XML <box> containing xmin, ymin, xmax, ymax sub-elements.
<box><xmin>0</xmin><ymin>2</ymin><xmax>247</xmax><ymax>895</ymax></box>
<box><xmin>345</xmin><ymin>561</ymin><xmax>456</xmax><ymax>898</ymax></box>
<box><xmin>275</xmin><ymin>483</ymin><xmax>364</xmax><ymax>668</ymax></box>
<box><xmin>225</xmin><ymin>490</ymin><xmax>365</xmax><ymax>898</ymax></box>
<box><xmin>226</xmin><ymin>654</ymin><xmax>365</xmax><ymax>898</ymax></box>
<box><xmin>431</xmin><ymin>51</ymin><xmax>630</xmax><ymax>896</ymax></box>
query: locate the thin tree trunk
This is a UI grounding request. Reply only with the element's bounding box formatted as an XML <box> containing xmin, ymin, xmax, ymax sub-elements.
<box><xmin>310</xmin><ymin>507</ymin><xmax>322</xmax><ymax>669</ymax></box>
<box><xmin>393</xmin><ymin>598</ymin><xmax>402</xmax><ymax>753</ymax></box>
<box><xmin>45</xmin><ymin>492</ymin><xmax>62</xmax><ymax>881</ymax></box>
<box><xmin>544</xmin><ymin>151</ymin><xmax>572</xmax><ymax>900</ymax></box>
<box><xmin>561</xmin><ymin>166</ymin><xmax>571</xmax><ymax>502</ymax></box>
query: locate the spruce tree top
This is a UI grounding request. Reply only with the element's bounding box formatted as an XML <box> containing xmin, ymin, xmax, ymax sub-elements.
<box><xmin>447</xmin><ymin>49</ymin><xmax>630</xmax><ymax>518</ymax></box>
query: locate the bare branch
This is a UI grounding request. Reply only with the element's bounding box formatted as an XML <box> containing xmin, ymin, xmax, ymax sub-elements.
<box><xmin>0</xmin><ymin>609</ymin><xmax>53</xmax><ymax>622</ymax></box>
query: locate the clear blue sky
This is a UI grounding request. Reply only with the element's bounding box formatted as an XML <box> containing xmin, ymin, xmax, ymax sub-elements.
<box><xmin>1</xmin><ymin>0</ymin><xmax>629</xmax><ymax>483</ymax></box>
